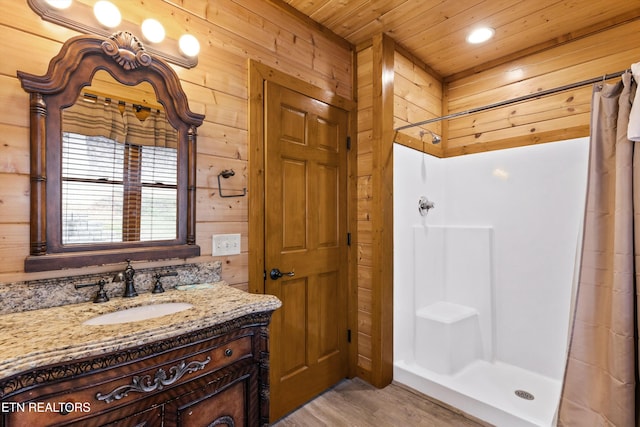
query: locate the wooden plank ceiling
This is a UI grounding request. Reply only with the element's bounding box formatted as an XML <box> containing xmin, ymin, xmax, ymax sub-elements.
<box><xmin>280</xmin><ymin>0</ymin><xmax>640</xmax><ymax>79</ymax></box>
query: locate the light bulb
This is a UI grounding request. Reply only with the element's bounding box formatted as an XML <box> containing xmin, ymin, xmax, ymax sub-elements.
<box><xmin>141</xmin><ymin>19</ymin><xmax>165</xmax><ymax>43</ymax></box>
<box><xmin>179</xmin><ymin>34</ymin><xmax>200</xmax><ymax>57</ymax></box>
<box><xmin>45</xmin><ymin>0</ymin><xmax>72</xmax><ymax>9</ymax></box>
<box><xmin>94</xmin><ymin>1</ymin><xmax>121</xmax><ymax>29</ymax></box>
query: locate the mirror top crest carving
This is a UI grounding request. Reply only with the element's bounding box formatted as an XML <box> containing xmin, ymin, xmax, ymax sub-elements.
<box><xmin>101</xmin><ymin>31</ymin><xmax>153</xmax><ymax>70</ymax></box>
<box><xmin>19</xmin><ymin>31</ymin><xmax>203</xmax><ymax>127</ymax></box>
<box><xmin>17</xmin><ymin>32</ymin><xmax>205</xmax><ymax>272</ymax></box>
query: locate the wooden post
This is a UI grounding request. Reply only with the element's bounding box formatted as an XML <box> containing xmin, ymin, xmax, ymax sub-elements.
<box><xmin>370</xmin><ymin>33</ymin><xmax>395</xmax><ymax>388</ymax></box>
<box><xmin>29</xmin><ymin>93</ymin><xmax>47</xmax><ymax>256</ymax></box>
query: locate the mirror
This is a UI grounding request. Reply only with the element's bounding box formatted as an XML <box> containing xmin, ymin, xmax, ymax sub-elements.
<box><xmin>18</xmin><ymin>32</ymin><xmax>204</xmax><ymax>272</ymax></box>
<box><xmin>61</xmin><ymin>72</ymin><xmax>179</xmax><ymax>245</ymax></box>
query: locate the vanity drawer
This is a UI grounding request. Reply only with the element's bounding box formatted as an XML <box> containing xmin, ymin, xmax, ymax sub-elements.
<box><xmin>3</xmin><ymin>335</ymin><xmax>253</xmax><ymax>427</ymax></box>
<box><xmin>84</xmin><ymin>405</ymin><xmax>163</xmax><ymax>427</ymax></box>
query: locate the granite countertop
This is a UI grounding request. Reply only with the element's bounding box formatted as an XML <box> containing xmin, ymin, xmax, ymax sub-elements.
<box><xmin>0</xmin><ymin>282</ymin><xmax>281</xmax><ymax>379</ymax></box>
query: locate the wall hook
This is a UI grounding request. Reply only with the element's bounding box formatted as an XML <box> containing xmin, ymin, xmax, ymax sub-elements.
<box><xmin>217</xmin><ymin>169</ymin><xmax>247</xmax><ymax>198</ymax></box>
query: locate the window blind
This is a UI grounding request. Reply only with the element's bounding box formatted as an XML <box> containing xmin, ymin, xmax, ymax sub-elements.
<box><xmin>61</xmin><ymin>133</ymin><xmax>177</xmax><ymax>244</ymax></box>
<box><xmin>140</xmin><ymin>145</ymin><xmax>177</xmax><ymax>241</ymax></box>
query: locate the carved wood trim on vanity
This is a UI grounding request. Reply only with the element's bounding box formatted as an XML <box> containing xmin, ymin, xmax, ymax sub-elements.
<box><xmin>0</xmin><ymin>311</ymin><xmax>273</xmax><ymax>427</ymax></box>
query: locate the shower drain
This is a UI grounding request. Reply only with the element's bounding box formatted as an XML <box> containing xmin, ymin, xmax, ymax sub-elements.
<box><xmin>515</xmin><ymin>390</ymin><xmax>535</xmax><ymax>400</ymax></box>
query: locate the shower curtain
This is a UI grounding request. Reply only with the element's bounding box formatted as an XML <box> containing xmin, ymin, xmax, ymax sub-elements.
<box><xmin>558</xmin><ymin>71</ymin><xmax>639</xmax><ymax>426</ymax></box>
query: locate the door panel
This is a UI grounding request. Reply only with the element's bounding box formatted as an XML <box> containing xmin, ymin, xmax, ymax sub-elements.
<box><xmin>282</xmin><ymin>159</ymin><xmax>307</xmax><ymax>251</ymax></box>
<box><xmin>265</xmin><ymin>80</ymin><xmax>349</xmax><ymax>421</ymax></box>
<box><xmin>317</xmin><ymin>163</ymin><xmax>339</xmax><ymax>247</ymax></box>
<box><xmin>316</xmin><ymin>271</ymin><xmax>340</xmax><ymax>360</ymax></box>
<box><xmin>317</xmin><ymin>116</ymin><xmax>339</xmax><ymax>152</ymax></box>
<box><xmin>279</xmin><ymin>277</ymin><xmax>309</xmax><ymax>381</ymax></box>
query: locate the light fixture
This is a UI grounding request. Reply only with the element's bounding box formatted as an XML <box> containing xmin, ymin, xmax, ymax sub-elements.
<box><xmin>179</xmin><ymin>34</ymin><xmax>200</xmax><ymax>57</ymax></box>
<box><xmin>466</xmin><ymin>27</ymin><xmax>495</xmax><ymax>44</ymax></box>
<box><xmin>94</xmin><ymin>1</ymin><xmax>121</xmax><ymax>29</ymax></box>
<box><xmin>45</xmin><ymin>0</ymin><xmax>72</xmax><ymax>9</ymax></box>
<box><xmin>141</xmin><ymin>18</ymin><xmax>165</xmax><ymax>43</ymax></box>
<box><xmin>27</xmin><ymin>0</ymin><xmax>199</xmax><ymax>68</ymax></box>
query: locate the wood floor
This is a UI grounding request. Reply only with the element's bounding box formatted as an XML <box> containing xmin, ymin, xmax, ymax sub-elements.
<box><xmin>272</xmin><ymin>378</ymin><xmax>490</xmax><ymax>426</ymax></box>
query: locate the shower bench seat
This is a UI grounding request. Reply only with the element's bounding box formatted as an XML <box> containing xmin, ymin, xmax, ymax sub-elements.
<box><xmin>415</xmin><ymin>301</ymin><xmax>482</xmax><ymax>374</ymax></box>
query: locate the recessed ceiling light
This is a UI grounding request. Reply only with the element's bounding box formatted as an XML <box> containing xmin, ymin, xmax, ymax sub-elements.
<box><xmin>93</xmin><ymin>1</ymin><xmax>121</xmax><ymax>29</ymax></box>
<box><xmin>466</xmin><ymin>27</ymin><xmax>495</xmax><ymax>44</ymax></box>
<box><xmin>141</xmin><ymin>19</ymin><xmax>165</xmax><ymax>43</ymax></box>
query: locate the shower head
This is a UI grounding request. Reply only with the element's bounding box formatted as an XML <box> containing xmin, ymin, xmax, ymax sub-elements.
<box><xmin>420</xmin><ymin>129</ymin><xmax>441</xmax><ymax>144</ymax></box>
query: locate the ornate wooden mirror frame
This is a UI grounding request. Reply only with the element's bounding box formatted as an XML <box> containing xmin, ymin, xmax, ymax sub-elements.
<box><xmin>18</xmin><ymin>32</ymin><xmax>204</xmax><ymax>272</ymax></box>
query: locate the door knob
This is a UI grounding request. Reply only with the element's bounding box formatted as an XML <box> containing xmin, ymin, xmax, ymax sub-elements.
<box><xmin>270</xmin><ymin>268</ymin><xmax>295</xmax><ymax>280</ymax></box>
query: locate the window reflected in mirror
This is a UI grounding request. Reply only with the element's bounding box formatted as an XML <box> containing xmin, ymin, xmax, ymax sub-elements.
<box><xmin>61</xmin><ymin>71</ymin><xmax>179</xmax><ymax>245</ymax></box>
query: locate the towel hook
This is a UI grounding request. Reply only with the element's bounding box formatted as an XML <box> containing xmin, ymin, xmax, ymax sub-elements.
<box><xmin>217</xmin><ymin>169</ymin><xmax>247</xmax><ymax>198</ymax></box>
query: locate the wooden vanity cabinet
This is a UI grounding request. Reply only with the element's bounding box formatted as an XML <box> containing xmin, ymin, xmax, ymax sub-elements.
<box><xmin>0</xmin><ymin>312</ymin><xmax>273</xmax><ymax>427</ymax></box>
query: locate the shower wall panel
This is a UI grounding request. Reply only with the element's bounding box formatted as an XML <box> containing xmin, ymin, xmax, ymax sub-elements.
<box><xmin>413</xmin><ymin>224</ymin><xmax>494</xmax><ymax>361</ymax></box>
<box><xmin>394</xmin><ymin>137</ymin><xmax>589</xmax><ymax>380</ymax></box>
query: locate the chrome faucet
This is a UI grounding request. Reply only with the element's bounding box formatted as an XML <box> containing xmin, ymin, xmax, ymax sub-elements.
<box><xmin>418</xmin><ymin>196</ymin><xmax>435</xmax><ymax>216</ymax></box>
<box><xmin>113</xmin><ymin>259</ymin><xmax>138</xmax><ymax>297</ymax></box>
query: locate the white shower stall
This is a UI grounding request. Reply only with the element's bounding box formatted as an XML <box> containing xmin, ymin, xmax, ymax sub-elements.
<box><xmin>393</xmin><ymin>138</ymin><xmax>589</xmax><ymax>426</ymax></box>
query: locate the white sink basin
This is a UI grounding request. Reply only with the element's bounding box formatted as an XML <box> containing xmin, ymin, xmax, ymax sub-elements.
<box><xmin>83</xmin><ymin>302</ymin><xmax>194</xmax><ymax>325</ymax></box>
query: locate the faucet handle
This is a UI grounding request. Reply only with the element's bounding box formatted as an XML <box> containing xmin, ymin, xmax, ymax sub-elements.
<box><xmin>75</xmin><ymin>279</ymin><xmax>109</xmax><ymax>303</ymax></box>
<box><xmin>153</xmin><ymin>271</ymin><xmax>178</xmax><ymax>294</ymax></box>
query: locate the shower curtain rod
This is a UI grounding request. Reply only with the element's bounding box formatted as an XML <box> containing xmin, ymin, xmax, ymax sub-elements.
<box><xmin>395</xmin><ymin>69</ymin><xmax>629</xmax><ymax>132</ymax></box>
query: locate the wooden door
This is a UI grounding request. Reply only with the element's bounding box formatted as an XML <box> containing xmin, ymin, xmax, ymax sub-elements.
<box><xmin>264</xmin><ymin>81</ymin><xmax>349</xmax><ymax>421</ymax></box>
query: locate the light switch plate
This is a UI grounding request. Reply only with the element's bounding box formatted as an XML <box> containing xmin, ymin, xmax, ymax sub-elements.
<box><xmin>212</xmin><ymin>234</ymin><xmax>241</xmax><ymax>256</ymax></box>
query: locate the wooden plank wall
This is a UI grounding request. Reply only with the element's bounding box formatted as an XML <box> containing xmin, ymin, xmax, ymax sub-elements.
<box><xmin>393</xmin><ymin>49</ymin><xmax>444</xmax><ymax>157</ymax></box>
<box><xmin>444</xmin><ymin>19</ymin><xmax>640</xmax><ymax>156</ymax></box>
<box><xmin>355</xmin><ymin>44</ymin><xmax>374</xmax><ymax>381</ymax></box>
<box><xmin>355</xmin><ymin>35</ymin><xmax>445</xmax><ymax>387</ymax></box>
<box><xmin>0</xmin><ymin>0</ymin><xmax>353</xmax><ymax>288</ymax></box>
